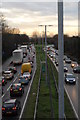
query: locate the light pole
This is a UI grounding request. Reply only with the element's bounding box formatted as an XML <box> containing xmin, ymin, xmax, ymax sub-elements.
<box><xmin>58</xmin><ymin>1</ymin><xmax>64</xmax><ymax>119</ymax></box>
<box><xmin>38</xmin><ymin>25</ymin><xmax>53</xmax><ymax>84</ymax></box>
<box><xmin>42</xmin><ymin>31</ymin><xmax>44</xmax><ymax>50</ymax></box>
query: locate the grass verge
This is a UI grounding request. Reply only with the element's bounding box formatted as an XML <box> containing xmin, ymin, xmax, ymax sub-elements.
<box><xmin>22</xmin><ymin>45</ymin><xmax>76</xmax><ymax>119</ymax></box>
<box><xmin>22</xmin><ymin>45</ymin><xmax>41</xmax><ymax>118</ymax></box>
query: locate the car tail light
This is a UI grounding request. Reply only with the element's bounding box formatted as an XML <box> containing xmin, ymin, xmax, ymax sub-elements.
<box><xmin>12</xmin><ymin>107</ymin><xmax>16</xmax><ymax>110</ymax></box>
<box><xmin>2</xmin><ymin>108</ymin><xmax>5</xmax><ymax>111</ymax></box>
<box><xmin>19</xmin><ymin>88</ymin><xmax>22</xmax><ymax>91</ymax></box>
<box><xmin>10</xmin><ymin>88</ymin><xmax>13</xmax><ymax>91</ymax></box>
<box><xmin>14</xmin><ymin>68</ymin><xmax>16</xmax><ymax>70</ymax></box>
<box><xmin>29</xmin><ymin>70</ymin><xmax>31</xmax><ymax>73</ymax></box>
<box><xmin>2</xmin><ymin>80</ymin><xmax>4</xmax><ymax>83</ymax></box>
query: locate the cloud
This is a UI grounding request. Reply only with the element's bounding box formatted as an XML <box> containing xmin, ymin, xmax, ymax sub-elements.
<box><xmin>2</xmin><ymin>0</ymin><xmax>80</xmax><ymax>2</ymax></box>
<box><xmin>1</xmin><ymin>2</ymin><xmax>78</xmax><ymax>36</ymax></box>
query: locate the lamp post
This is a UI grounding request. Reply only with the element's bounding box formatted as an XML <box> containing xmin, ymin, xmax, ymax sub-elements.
<box><xmin>42</xmin><ymin>31</ymin><xmax>44</xmax><ymax>50</ymax></box>
<box><xmin>38</xmin><ymin>25</ymin><xmax>53</xmax><ymax>84</ymax></box>
<box><xmin>58</xmin><ymin>1</ymin><xmax>64</xmax><ymax>119</ymax></box>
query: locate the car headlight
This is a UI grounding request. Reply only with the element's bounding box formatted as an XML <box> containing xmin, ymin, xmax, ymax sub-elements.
<box><xmin>73</xmin><ymin>79</ymin><xmax>75</xmax><ymax>81</ymax></box>
<box><xmin>74</xmin><ymin>69</ymin><xmax>76</xmax><ymax>71</ymax></box>
<box><xmin>66</xmin><ymin>79</ymin><xmax>69</xmax><ymax>81</ymax></box>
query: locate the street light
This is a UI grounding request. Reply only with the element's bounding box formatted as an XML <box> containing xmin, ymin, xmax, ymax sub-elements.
<box><xmin>38</xmin><ymin>25</ymin><xmax>53</xmax><ymax>84</ymax></box>
<box><xmin>58</xmin><ymin>1</ymin><xmax>64</xmax><ymax>119</ymax></box>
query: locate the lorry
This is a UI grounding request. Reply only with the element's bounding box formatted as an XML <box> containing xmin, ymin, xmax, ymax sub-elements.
<box><xmin>13</xmin><ymin>49</ymin><xmax>23</xmax><ymax>65</ymax></box>
<box><xmin>21</xmin><ymin>62</ymin><xmax>32</xmax><ymax>74</ymax></box>
<box><xmin>21</xmin><ymin>45</ymin><xmax>27</xmax><ymax>55</ymax></box>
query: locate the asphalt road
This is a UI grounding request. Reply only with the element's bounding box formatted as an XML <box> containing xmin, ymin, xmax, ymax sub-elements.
<box><xmin>48</xmin><ymin>48</ymin><xmax>79</xmax><ymax>118</ymax></box>
<box><xmin>2</xmin><ymin>47</ymin><xmax>36</xmax><ymax>120</ymax></box>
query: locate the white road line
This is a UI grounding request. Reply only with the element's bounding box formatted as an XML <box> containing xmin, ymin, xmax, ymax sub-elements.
<box><xmin>13</xmin><ymin>77</ymin><xmax>17</xmax><ymax>83</ymax></box>
<box><xmin>19</xmin><ymin>58</ymin><xmax>36</xmax><ymax>120</ymax></box>
<box><xmin>2</xmin><ymin>75</ymin><xmax>18</xmax><ymax>98</ymax></box>
<box><xmin>48</xmin><ymin>55</ymin><xmax>79</xmax><ymax>119</ymax></box>
<box><xmin>2</xmin><ymin>94</ymin><xmax>5</xmax><ymax>98</ymax></box>
<box><xmin>7</xmin><ymin>84</ymin><xmax>12</xmax><ymax>91</ymax></box>
<box><xmin>64</xmin><ymin>86</ymin><xmax>78</xmax><ymax>119</ymax></box>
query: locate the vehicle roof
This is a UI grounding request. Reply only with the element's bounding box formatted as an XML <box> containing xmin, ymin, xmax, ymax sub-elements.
<box><xmin>5</xmin><ymin>99</ymin><xmax>16</xmax><ymax>104</ymax></box>
<box><xmin>64</xmin><ymin>66</ymin><xmax>67</xmax><ymax>67</ymax></box>
<box><xmin>22</xmin><ymin>62</ymin><xmax>31</xmax><ymax>65</ymax></box>
<box><xmin>2</xmin><ymin>76</ymin><xmax>4</xmax><ymax>79</ymax></box>
<box><xmin>19</xmin><ymin>76</ymin><xmax>25</xmax><ymax>78</ymax></box>
<box><xmin>13</xmin><ymin>49</ymin><xmax>22</xmax><ymax>52</ymax></box>
<box><xmin>8</xmin><ymin>66</ymin><xmax>15</xmax><ymax>68</ymax></box>
<box><xmin>72</xmin><ymin>62</ymin><xmax>77</xmax><ymax>64</ymax></box>
<box><xmin>66</xmin><ymin>73</ymin><xmax>73</xmax><ymax>76</ymax></box>
<box><xmin>4</xmin><ymin>71</ymin><xmax>11</xmax><ymax>73</ymax></box>
<box><xmin>13</xmin><ymin>83</ymin><xmax>21</xmax><ymax>86</ymax></box>
<box><xmin>66</xmin><ymin>58</ymin><xmax>71</xmax><ymax>60</ymax></box>
<box><xmin>21</xmin><ymin>45</ymin><xmax>27</xmax><ymax>48</ymax></box>
<box><xmin>23</xmin><ymin>72</ymin><xmax>30</xmax><ymax>75</ymax></box>
<box><xmin>74</xmin><ymin>66</ymin><xmax>80</xmax><ymax>68</ymax></box>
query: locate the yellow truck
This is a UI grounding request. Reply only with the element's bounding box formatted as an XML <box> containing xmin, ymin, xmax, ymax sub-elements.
<box><xmin>21</xmin><ymin>63</ymin><xmax>32</xmax><ymax>74</ymax></box>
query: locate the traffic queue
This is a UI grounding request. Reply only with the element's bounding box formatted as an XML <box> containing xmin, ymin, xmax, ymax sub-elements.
<box><xmin>46</xmin><ymin>45</ymin><xmax>80</xmax><ymax>84</ymax></box>
<box><xmin>2</xmin><ymin>44</ymin><xmax>35</xmax><ymax>116</ymax></box>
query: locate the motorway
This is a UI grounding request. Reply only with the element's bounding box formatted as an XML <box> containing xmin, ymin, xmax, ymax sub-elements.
<box><xmin>2</xmin><ymin>46</ymin><xmax>36</xmax><ymax>120</ymax></box>
<box><xmin>48</xmin><ymin>48</ymin><xmax>79</xmax><ymax>119</ymax></box>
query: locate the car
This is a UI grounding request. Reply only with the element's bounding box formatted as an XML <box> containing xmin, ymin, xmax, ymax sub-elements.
<box><xmin>28</xmin><ymin>57</ymin><xmax>34</xmax><ymax>63</ymax></box>
<box><xmin>47</xmin><ymin>51</ymin><xmax>50</xmax><ymax>54</ymax></box>
<box><xmin>23</xmin><ymin>53</ymin><xmax>26</xmax><ymax>58</ymax></box>
<box><xmin>55</xmin><ymin>59</ymin><xmax>58</xmax><ymax>66</ymax></box>
<box><xmin>63</xmin><ymin>55</ymin><xmax>68</xmax><ymax>61</ymax></box>
<box><xmin>64</xmin><ymin>66</ymin><xmax>68</xmax><ymax>72</ymax></box>
<box><xmin>71</xmin><ymin>62</ymin><xmax>78</xmax><ymax>68</ymax></box>
<box><xmin>30</xmin><ymin>61</ymin><xmax>33</xmax><ymax>68</ymax></box>
<box><xmin>23</xmin><ymin>72</ymin><xmax>32</xmax><ymax>81</ymax></box>
<box><xmin>2</xmin><ymin>76</ymin><xmax>7</xmax><ymax>86</ymax></box>
<box><xmin>2</xmin><ymin>99</ymin><xmax>21</xmax><ymax>115</ymax></box>
<box><xmin>55</xmin><ymin>50</ymin><xmax>58</xmax><ymax>55</ymax></box>
<box><xmin>8</xmin><ymin>66</ymin><xmax>17</xmax><ymax>74</ymax></box>
<box><xmin>18</xmin><ymin>75</ymin><xmax>29</xmax><ymax>85</ymax></box>
<box><xmin>65</xmin><ymin>73</ymin><xmax>76</xmax><ymax>84</ymax></box>
<box><xmin>56</xmin><ymin>62</ymin><xmax>58</xmax><ymax>66</ymax></box>
<box><xmin>21</xmin><ymin>62</ymin><xmax>32</xmax><ymax>74</ymax></box>
<box><xmin>65</xmin><ymin>58</ymin><xmax>71</xmax><ymax>64</ymax></box>
<box><xmin>10</xmin><ymin>83</ymin><xmax>24</xmax><ymax>97</ymax></box>
<box><xmin>50</xmin><ymin>54</ymin><xmax>53</xmax><ymax>58</ymax></box>
<box><xmin>73</xmin><ymin>66</ymin><xmax>80</xmax><ymax>73</ymax></box>
<box><xmin>2</xmin><ymin>70</ymin><xmax>14</xmax><ymax>80</ymax></box>
<box><xmin>32</xmin><ymin>54</ymin><xmax>35</xmax><ymax>58</ymax></box>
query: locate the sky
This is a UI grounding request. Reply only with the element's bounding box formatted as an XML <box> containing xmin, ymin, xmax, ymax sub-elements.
<box><xmin>0</xmin><ymin>1</ymin><xmax>80</xmax><ymax>37</ymax></box>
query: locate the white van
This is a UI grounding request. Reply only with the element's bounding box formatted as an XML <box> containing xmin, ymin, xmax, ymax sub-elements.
<box><xmin>13</xmin><ymin>49</ymin><xmax>23</xmax><ymax>65</ymax></box>
<box><xmin>21</xmin><ymin>45</ymin><xmax>27</xmax><ymax>55</ymax></box>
